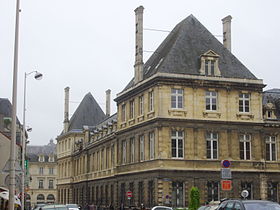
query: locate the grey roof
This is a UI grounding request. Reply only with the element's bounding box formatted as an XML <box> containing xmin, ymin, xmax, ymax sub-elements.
<box><xmin>263</xmin><ymin>89</ymin><xmax>280</xmax><ymax>119</ymax></box>
<box><xmin>28</xmin><ymin>153</ymin><xmax>57</xmax><ymax>162</ymax></box>
<box><xmin>68</xmin><ymin>93</ymin><xmax>106</xmax><ymax>131</ymax></box>
<box><xmin>27</xmin><ymin>139</ymin><xmax>56</xmax><ymax>155</ymax></box>
<box><xmin>94</xmin><ymin>113</ymin><xmax>117</xmax><ymax>130</ymax></box>
<box><xmin>0</xmin><ymin>98</ymin><xmax>21</xmax><ymax>125</ymax></box>
<box><xmin>124</xmin><ymin>15</ymin><xmax>257</xmax><ymax>91</ymax></box>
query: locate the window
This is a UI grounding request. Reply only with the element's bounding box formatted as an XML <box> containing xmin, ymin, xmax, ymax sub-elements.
<box><xmin>140</xmin><ymin>135</ymin><xmax>145</xmax><ymax>161</ymax></box>
<box><xmin>148</xmin><ymin>181</ymin><xmax>154</xmax><ymax>207</ymax></box>
<box><xmin>49</xmin><ymin>167</ymin><xmax>54</xmax><ymax>175</ymax></box>
<box><xmin>267</xmin><ymin>110</ymin><xmax>273</xmax><ymax>119</ymax></box>
<box><xmin>49</xmin><ymin>180</ymin><xmax>54</xmax><ymax>189</ymax></box>
<box><xmin>122</xmin><ymin>140</ymin><xmax>126</xmax><ymax>164</ymax></box>
<box><xmin>239</xmin><ymin>134</ymin><xmax>251</xmax><ymax>160</ymax></box>
<box><xmin>48</xmin><ymin>156</ymin><xmax>54</xmax><ymax>162</ymax></box>
<box><xmin>129</xmin><ymin>100</ymin><xmax>135</xmax><ymax>119</ymax></box>
<box><xmin>205</xmin><ymin>60</ymin><xmax>215</xmax><ymax>76</ymax></box>
<box><xmin>111</xmin><ymin>144</ymin><xmax>115</xmax><ymax>167</ymax></box>
<box><xmin>139</xmin><ymin>95</ymin><xmax>144</xmax><ymax>115</ymax></box>
<box><xmin>206</xmin><ymin>91</ymin><xmax>217</xmax><ymax>111</ymax></box>
<box><xmin>39</xmin><ymin>167</ymin><xmax>44</xmax><ymax>175</ymax></box>
<box><xmin>171</xmin><ymin>130</ymin><xmax>184</xmax><ymax>158</ymax></box>
<box><xmin>241</xmin><ymin>182</ymin><xmax>253</xmax><ymax>199</ymax></box>
<box><xmin>129</xmin><ymin>182</ymin><xmax>134</xmax><ymax>204</ymax></box>
<box><xmin>239</xmin><ymin>93</ymin><xmax>250</xmax><ymax>113</ymax></box>
<box><xmin>148</xmin><ymin>91</ymin><xmax>154</xmax><ymax>112</ymax></box>
<box><xmin>138</xmin><ymin>182</ymin><xmax>143</xmax><ymax>205</ymax></box>
<box><xmin>39</xmin><ymin>180</ymin><xmax>44</xmax><ymax>189</ymax></box>
<box><xmin>207</xmin><ymin>181</ymin><xmax>219</xmax><ymax>202</ymax></box>
<box><xmin>121</xmin><ymin>104</ymin><xmax>126</xmax><ymax>122</ymax></box>
<box><xmin>149</xmin><ymin>132</ymin><xmax>155</xmax><ymax>160</ymax></box>
<box><xmin>266</xmin><ymin>136</ymin><xmax>277</xmax><ymax>161</ymax></box>
<box><xmin>171</xmin><ymin>89</ymin><xmax>183</xmax><ymax>109</ymax></box>
<box><xmin>130</xmin><ymin>137</ymin><xmax>135</xmax><ymax>163</ymax></box>
<box><xmin>206</xmin><ymin>132</ymin><xmax>218</xmax><ymax>159</ymax></box>
<box><xmin>172</xmin><ymin>182</ymin><xmax>183</xmax><ymax>207</ymax></box>
<box><xmin>267</xmin><ymin>182</ymin><xmax>278</xmax><ymax>202</ymax></box>
<box><xmin>38</xmin><ymin>155</ymin><xmax>44</xmax><ymax>162</ymax></box>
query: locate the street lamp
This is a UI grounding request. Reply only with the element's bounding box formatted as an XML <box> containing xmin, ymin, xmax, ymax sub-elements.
<box><xmin>21</xmin><ymin>71</ymin><xmax>43</xmax><ymax>210</ymax></box>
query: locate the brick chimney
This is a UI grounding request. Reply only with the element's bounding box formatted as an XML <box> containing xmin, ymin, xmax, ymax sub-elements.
<box><xmin>222</xmin><ymin>15</ymin><xmax>232</xmax><ymax>52</ymax></box>
<box><xmin>106</xmin><ymin>89</ymin><xmax>111</xmax><ymax>117</ymax></box>
<box><xmin>134</xmin><ymin>6</ymin><xmax>144</xmax><ymax>84</ymax></box>
<box><xmin>64</xmin><ymin>87</ymin><xmax>70</xmax><ymax>133</ymax></box>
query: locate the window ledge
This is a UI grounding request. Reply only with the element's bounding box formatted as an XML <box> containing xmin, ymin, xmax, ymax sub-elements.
<box><xmin>236</xmin><ymin>113</ymin><xmax>254</xmax><ymax>120</ymax></box>
<box><xmin>137</xmin><ymin>115</ymin><xmax>145</xmax><ymax>122</ymax></box>
<box><xmin>147</xmin><ymin>111</ymin><xmax>155</xmax><ymax>119</ymax></box>
<box><xmin>120</xmin><ymin>122</ymin><xmax>127</xmax><ymax>128</ymax></box>
<box><xmin>168</xmin><ymin>109</ymin><xmax>187</xmax><ymax>117</ymax></box>
<box><xmin>203</xmin><ymin>111</ymin><xmax>221</xmax><ymax>118</ymax></box>
<box><xmin>128</xmin><ymin>119</ymin><xmax>135</xmax><ymax>126</ymax></box>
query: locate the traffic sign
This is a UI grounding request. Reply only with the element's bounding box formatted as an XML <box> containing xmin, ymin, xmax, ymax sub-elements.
<box><xmin>221</xmin><ymin>168</ymin><xmax>232</xmax><ymax>179</ymax></box>
<box><xmin>127</xmin><ymin>191</ymin><xmax>132</xmax><ymax>199</ymax></box>
<box><xmin>221</xmin><ymin>160</ymin><xmax>231</xmax><ymax>168</ymax></box>
<box><xmin>221</xmin><ymin>180</ymin><xmax>232</xmax><ymax>191</ymax></box>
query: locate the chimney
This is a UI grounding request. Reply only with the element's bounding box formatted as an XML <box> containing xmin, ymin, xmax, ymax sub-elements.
<box><xmin>64</xmin><ymin>87</ymin><xmax>70</xmax><ymax>133</ymax></box>
<box><xmin>106</xmin><ymin>89</ymin><xmax>111</xmax><ymax>117</ymax></box>
<box><xmin>134</xmin><ymin>6</ymin><xmax>144</xmax><ymax>84</ymax></box>
<box><xmin>222</xmin><ymin>15</ymin><xmax>232</xmax><ymax>52</ymax></box>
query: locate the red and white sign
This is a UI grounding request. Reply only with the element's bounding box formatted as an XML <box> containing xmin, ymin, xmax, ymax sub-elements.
<box><xmin>127</xmin><ymin>191</ymin><xmax>132</xmax><ymax>198</ymax></box>
<box><xmin>221</xmin><ymin>180</ymin><xmax>232</xmax><ymax>191</ymax></box>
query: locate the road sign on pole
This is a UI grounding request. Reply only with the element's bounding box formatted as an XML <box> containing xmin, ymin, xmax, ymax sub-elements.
<box><xmin>221</xmin><ymin>168</ymin><xmax>232</xmax><ymax>179</ymax></box>
<box><xmin>221</xmin><ymin>180</ymin><xmax>232</xmax><ymax>191</ymax></box>
<box><xmin>221</xmin><ymin>160</ymin><xmax>231</xmax><ymax>168</ymax></box>
<box><xmin>127</xmin><ymin>191</ymin><xmax>132</xmax><ymax>199</ymax></box>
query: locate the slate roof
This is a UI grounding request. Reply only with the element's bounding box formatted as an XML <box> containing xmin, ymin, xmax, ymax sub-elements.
<box><xmin>26</xmin><ymin>139</ymin><xmax>56</xmax><ymax>155</ymax></box>
<box><xmin>124</xmin><ymin>15</ymin><xmax>258</xmax><ymax>91</ymax></box>
<box><xmin>0</xmin><ymin>98</ymin><xmax>21</xmax><ymax>125</ymax></box>
<box><xmin>263</xmin><ymin>89</ymin><xmax>280</xmax><ymax>119</ymax></box>
<box><xmin>68</xmin><ymin>93</ymin><xmax>106</xmax><ymax>131</ymax></box>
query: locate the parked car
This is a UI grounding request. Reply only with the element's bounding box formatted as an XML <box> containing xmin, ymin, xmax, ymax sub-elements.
<box><xmin>33</xmin><ymin>204</ymin><xmax>46</xmax><ymax>210</ymax></box>
<box><xmin>40</xmin><ymin>204</ymin><xmax>68</xmax><ymax>210</ymax></box>
<box><xmin>66</xmin><ymin>204</ymin><xmax>81</xmax><ymax>210</ymax></box>
<box><xmin>217</xmin><ymin>199</ymin><xmax>280</xmax><ymax>210</ymax></box>
<box><xmin>151</xmin><ymin>206</ymin><xmax>173</xmax><ymax>210</ymax></box>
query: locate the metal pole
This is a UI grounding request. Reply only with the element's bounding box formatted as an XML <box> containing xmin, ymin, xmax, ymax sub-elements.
<box><xmin>9</xmin><ymin>0</ymin><xmax>20</xmax><ymax>209</ymax></box>
<box><xmin>21</xmin><ymin>72</ymin><xmax>27</xmax><ymax>210</ymax></box>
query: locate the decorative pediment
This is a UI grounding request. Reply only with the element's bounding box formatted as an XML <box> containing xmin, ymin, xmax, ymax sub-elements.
<box><xmin>201</xmin><ymin>50</ymin><xmax>220</xmax><ymax>58</ymax></box>
<box><xmin>199</xmin><ymin>50</ymin><xmax>221</xmax><ymax>76</ymax></box>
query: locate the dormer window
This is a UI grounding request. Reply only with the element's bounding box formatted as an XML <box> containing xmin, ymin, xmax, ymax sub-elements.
<box><xmin>38</xmin><ymin>155</ymin><xmax>45</xmax><ymax>162</ymax></box>
<box><xmin>264</xmin><ymin>102</ymin><xmax>276</xmax><ymax>120</ymax></box>
<box><xmin>200</xmin><ymin>50</ymin><xmax>221</xmax><ymax>76</ymax></box>
<box><xmin>48</xmin><ymin>155</ymin><xmax>54</xmax><ymax>162</ymax></box>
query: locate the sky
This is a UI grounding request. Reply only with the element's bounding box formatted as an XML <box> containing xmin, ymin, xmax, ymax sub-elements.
<box><xmin>0</xmin><ymin>0</ymin><xmax>280</xmax><ymax>146</ymax></box>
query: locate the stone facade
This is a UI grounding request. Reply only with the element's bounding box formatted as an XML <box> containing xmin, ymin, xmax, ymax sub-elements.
<box><xmin>56</xmin><ymin>9</ymin><xmax>280</xmax><ymax>209</ymax></box>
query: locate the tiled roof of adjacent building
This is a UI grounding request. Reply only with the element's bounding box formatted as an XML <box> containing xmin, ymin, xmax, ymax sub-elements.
<box><xmin>0</xmin><ymin>98</ymin><xmax>21</xmax><ymax>125</ymax></box>
<box><xmin>124</xmin><ymin>15</ymin><xmax>258</xmax><ymax>91</ymax></box>
<box><xmin>27</xmin><ymin>139</ymin><xmax>57</xmax><ymax>162</ymax></box>
<box><xmin>68</xmin><ymin>93</ymin><xmax>106</xmax><ymax>131</ymax></box>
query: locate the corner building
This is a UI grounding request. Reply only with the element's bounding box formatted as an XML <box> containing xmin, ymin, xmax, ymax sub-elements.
<box><xmin>56</xmin><ymin>7</ymin><xmax>280</xmax><ymax>208</ymax></box>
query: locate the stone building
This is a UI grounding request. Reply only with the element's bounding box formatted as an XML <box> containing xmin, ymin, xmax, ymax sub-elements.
<box><xmin>56</xmin><ymin>6</ymin><xmax>280</xmax><ymax>208</ymax></box>
<box><xmin>26</xmin><ymin>139</ymin><xmax>57</xmax><ymax>209</ymax></box>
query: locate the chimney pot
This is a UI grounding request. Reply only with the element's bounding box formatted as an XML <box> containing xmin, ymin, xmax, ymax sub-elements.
<box><xmin>64</xmin><ymin>87</ymin><xmax>70</xmax><ymax>133</ymax></box>
<box><xmin>222</xmin><ymin>15</ymin><xmax>232</xmax><ymax>52</ymax></box>
<box><xmin>106</xmin><ymin>89</ymin><xmax>111</xmax><ymax>117</ymax></box>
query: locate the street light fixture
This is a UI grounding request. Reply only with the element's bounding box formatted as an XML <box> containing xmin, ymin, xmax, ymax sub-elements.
<box><xmin>21</xmin><ymin>70</ymin><xmax>43</xmax><ymax>210</ymax></box>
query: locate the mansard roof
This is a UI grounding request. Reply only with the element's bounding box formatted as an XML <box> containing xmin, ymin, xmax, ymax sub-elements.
<box><xmin>124</xmin><ymin>14</ymin><xmax>257</xmax><ymax>91</ymax></box>
<box><xmin>68</xmin><ymin>93</ymin><xmax>106</xmax><ymax>131</ymax></box>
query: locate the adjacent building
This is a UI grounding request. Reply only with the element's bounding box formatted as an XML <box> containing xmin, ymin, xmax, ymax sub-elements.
<box><xmin>26</xmin><ymin>139</ymin><xmax>57</xmax><ymax>209</ymax></box>
<box><xmin>57</xmin><ymin>7</ymin><xmax>280</xmax><ymax>208</ymax></box>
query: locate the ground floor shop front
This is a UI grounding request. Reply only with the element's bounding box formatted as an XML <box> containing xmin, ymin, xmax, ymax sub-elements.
<box><xmin>57</xmin><ymin>170</ymin><xmax>280</xmax><ymax>209</ymax></box>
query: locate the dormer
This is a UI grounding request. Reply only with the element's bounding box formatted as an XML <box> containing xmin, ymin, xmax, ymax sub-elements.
<box><xmin>38</xmin><ymin>154</ymin><xmax>45</xmax><ymax>162</ymax></box>
<box><xmin>263</xmin><ymin>102</ymin><xmax>277</xmax><ymax>120</ymax></box>
<box><xmin>48</xmin><ymin>155</ymin><xmax>54</xmax><ymax>162</ymax></box>
<box><xmin>199</xmin><ymin>50</ymin><xmax>221</xmax><ymax>76</ymax></box>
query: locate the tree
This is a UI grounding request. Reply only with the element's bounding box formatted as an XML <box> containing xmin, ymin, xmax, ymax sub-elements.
<box><xmin>188</xmin><ymin>187</ymin><xmax>200</xmax><ymax>210</ymax></box>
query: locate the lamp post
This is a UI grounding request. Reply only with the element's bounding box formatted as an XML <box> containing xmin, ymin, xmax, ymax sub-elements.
<box><xmin>21</xmin><ymin>71</ymin><xmax>43</xmax><ymax>210</ymax></box>
<box><xmin>9</xmin><ymin>0</ymin><xmax>21</xmax><ymax>209</ymax></box>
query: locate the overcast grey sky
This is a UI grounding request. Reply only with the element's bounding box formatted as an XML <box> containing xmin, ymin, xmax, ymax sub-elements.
<box><xmin>1</xmin><ymin>0</ymin><xmax>279</xmax><ymax>145</ymax></box>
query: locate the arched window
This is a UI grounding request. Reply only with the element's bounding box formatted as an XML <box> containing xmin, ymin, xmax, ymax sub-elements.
<box><xmin>37</xmin><ymin>194</ymin><xmax>45</xmax><ymax>201</ymax></box>
<box><xmin>47</xmin><ymin>194</ymin><xmax>55</xmax><ymax>200</ymax></box>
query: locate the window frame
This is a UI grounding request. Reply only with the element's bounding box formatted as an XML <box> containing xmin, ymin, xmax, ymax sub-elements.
<box><xmin>139</xmin><ymin>95</ymin><xmax>144</xmax><ymax>116</ymax></box>
<box><xmin>239</xmin><ymin>134</ymin><xmax>251</xmax><ymax>160</ymax></box>
<box><xmin>171</xmin><ymin>130</ymin><xmax>184</xmax><ymax>159</ymax></box>
<box><xmin>130</xmin><ymin>137</ymin><xmax>135</xmax><ymax>163</ymax></box>
<box><xmin>206</xmin><ymin>132</ymin><xmax>218</xmax><ymax>159</ymax></box>
<box><xmin>148</xmin><ymin>91</ymin><xmax>154</xmax><ymax>112</ymax></box>
<box><xmin>149</xmin><ymin>132</ymin><xmax>155</xmax><ymax>160</ymax></box>
<box><xmin>171</xmin><ymin>88</ymin><xmax>183</xmax><ymax>109</ymax></box>
<box><xmin>129</xmin><ymin>100</ymin><xmax>135</xmax><ymax>119</ymax></box>
<box><xmin>140</xmin><ymin>135</ymin><xmax>145</xmax><ymax>162</ymax></box>
<box><xmin>121</xmin><ymin>104</ymin><xmax>126</xmax><ymax>122</ymax></box>
<box><xmin>239</xmin><ymin>93</ymin><xmax>250</xmax><ymax>113</ymax></box>
<box><xmin>122</xmin><ymin>140</ymin><xmax>127</xmax><ymax>164</ymax></box>
<box><xmin>266</xmin><ymin>136</ymin><xmax>277</xmax><ymax>161</ymax></box>
<box><xmin>205</xmin><ymin>91</ymin><xmax>217</xmax><ymax>111</ymax></box>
